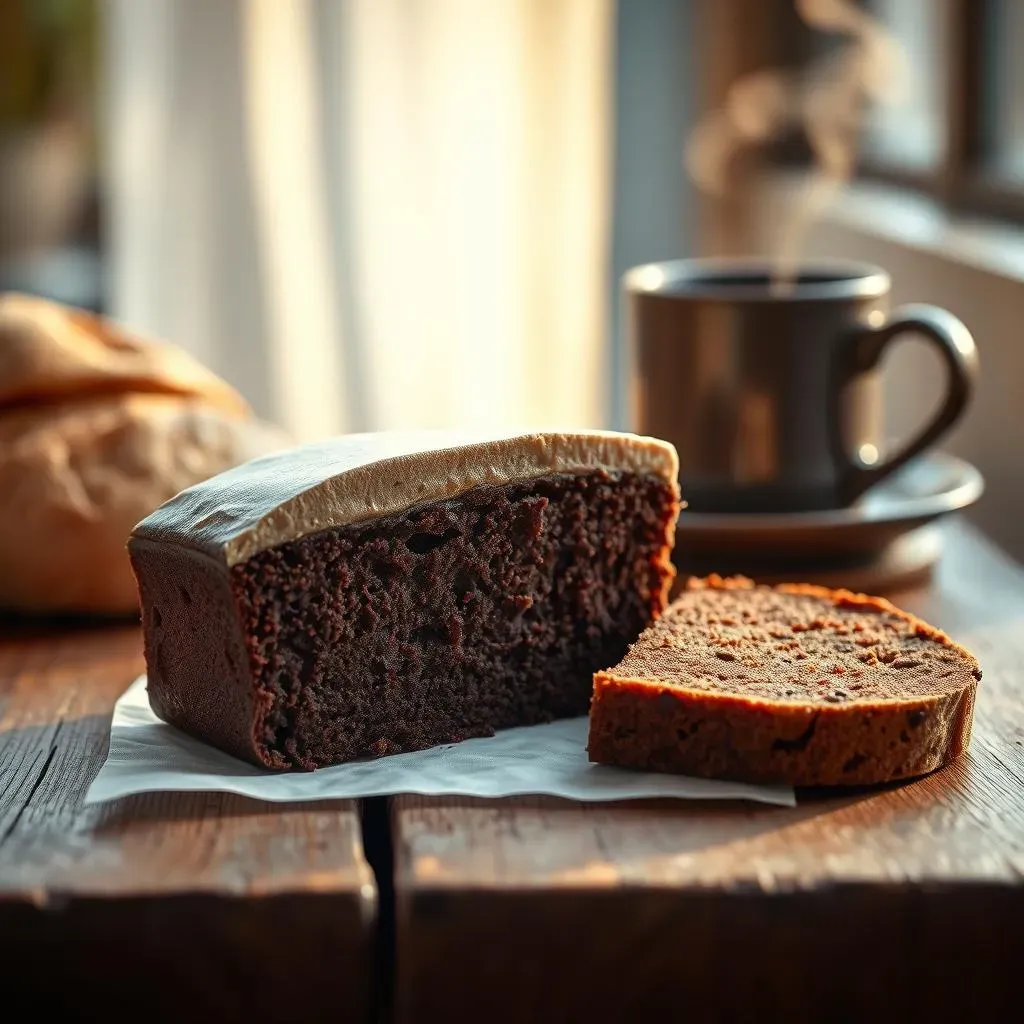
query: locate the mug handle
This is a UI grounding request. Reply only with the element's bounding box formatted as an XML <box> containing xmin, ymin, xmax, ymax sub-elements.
<box><xmin>833</xmin><ymin>303</ymin><xmax>978</xmax><ymax>505</ymax></box>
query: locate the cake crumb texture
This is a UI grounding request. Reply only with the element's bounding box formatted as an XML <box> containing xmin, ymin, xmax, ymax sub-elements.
<box><xmin>588</xmin><ymin>574</ymin><xmax>981</xmax><ymax>786</ymax></box>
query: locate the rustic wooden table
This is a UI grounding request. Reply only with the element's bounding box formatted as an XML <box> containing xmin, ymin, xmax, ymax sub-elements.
<box><xmin>1</xmin><ymin>521</ymin><xmax>1022</xmax><ymax>1022</ymax></box>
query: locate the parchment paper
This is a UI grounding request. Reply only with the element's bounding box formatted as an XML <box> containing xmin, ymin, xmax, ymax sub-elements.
<box><xmin>85</xmin><ymin>676</ymin><xmax>795</xmax><ymax>807</ymax></box>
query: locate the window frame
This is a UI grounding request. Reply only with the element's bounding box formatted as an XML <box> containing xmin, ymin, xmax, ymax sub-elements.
<box><xmin>857</xmin><ymin>0</ymin><xmax>1024</xmax><ymax>223</ymax></box>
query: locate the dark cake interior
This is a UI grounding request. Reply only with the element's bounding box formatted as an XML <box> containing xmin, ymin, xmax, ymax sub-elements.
<box><xmin>134</xmin><ymin>469</ymin><xmax>677</xmax><ymax>769</ymax></box>
<box><xmin>588</xmin><ymin>577</ymin><xmax>980</xmax><ymax>785</ymax></box>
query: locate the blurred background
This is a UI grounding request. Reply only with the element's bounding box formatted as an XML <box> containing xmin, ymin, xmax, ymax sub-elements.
<box><xmin>1</xmin><ymin>0</ymin><xmax>1022</xmax><ymax>554</ymax></box>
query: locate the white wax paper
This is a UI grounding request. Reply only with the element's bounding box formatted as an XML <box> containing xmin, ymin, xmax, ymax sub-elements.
<box><xmin>85</xmin><ymin>676</ymin><xmax>795</xmax><ymax>806</ymax></box>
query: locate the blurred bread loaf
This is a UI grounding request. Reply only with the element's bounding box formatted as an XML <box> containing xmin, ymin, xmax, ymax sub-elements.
<box><xmin>0</xmin><ymin>294</ymin><xmax>290</xmax><ymax>615</ymax></box>
<box><xmin>0</xmin><ymin>293</ymin><xmax>250</xmax><ymax>414</ymax></box>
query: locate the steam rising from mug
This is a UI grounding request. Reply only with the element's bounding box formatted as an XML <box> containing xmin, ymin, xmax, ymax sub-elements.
<box><xmin>684</xmin><ymin>0</ymin><xmax>910</xmax><ymax>292</ymax></box>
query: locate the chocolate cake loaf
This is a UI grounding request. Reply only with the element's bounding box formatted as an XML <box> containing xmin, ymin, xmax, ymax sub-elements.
<box><xmin>589</xmin><ymin>575</ymin><xmax>980</xmax><ymax>786</ymax></box>
<box><xmin>130</xmin><ymin>430</ymin><xmax>680</xmax><ymax>769</ymax></box>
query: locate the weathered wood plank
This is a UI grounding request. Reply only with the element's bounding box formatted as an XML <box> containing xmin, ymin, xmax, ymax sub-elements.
<box><xmin>0</xmin><ymin>624</ymin><xmax>376</xmax><ymax>1022</ymax></box>
<box><xmin>393</xmin><ymin>522</ymin><xmax>1024</xmax><ymax>1023</ymax></box>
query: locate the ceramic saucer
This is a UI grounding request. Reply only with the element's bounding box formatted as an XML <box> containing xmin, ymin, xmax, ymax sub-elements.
<box><xmin>672</xmin><ymin>452</ymin><xmax>983</xmax><ymax>592</ymax></box>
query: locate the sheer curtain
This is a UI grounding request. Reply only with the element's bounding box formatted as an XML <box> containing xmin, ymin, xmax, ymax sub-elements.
<box><xmin>103</xmin><ymin>0</ymin><xmax>613</xmax><ymax>441</ymax></box>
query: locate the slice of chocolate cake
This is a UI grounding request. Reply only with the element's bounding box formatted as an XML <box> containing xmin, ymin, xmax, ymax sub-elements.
<box><xmin>129</xmin><ymin>430</ymin><xmax>680</xmax><ymax>770</ymax></box>
<box><xmin>588</xmin><ymin>575</ymin><xmax>981</xmax><ymax>786</ymax></box>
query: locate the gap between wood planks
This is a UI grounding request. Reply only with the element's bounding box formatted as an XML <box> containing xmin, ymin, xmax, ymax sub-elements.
<box><xmin>361</xmin><ymin>797</ymin><xmax>396</xmax><ymax>1024</ymax></box>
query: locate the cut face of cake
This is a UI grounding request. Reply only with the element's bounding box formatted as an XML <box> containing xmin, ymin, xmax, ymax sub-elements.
<box><xmin>589</xmin><ymin>575</ymin><xmax>981</xmax><ymax>786</ymax></box>
<box><xmin>129</xmin><ymin>430</ymin><xmax>681</xmax><ymax>770</ymax></box>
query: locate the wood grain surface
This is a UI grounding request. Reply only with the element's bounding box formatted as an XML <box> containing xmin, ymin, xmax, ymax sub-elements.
<box><xmin>0</xmin><ymin>624</ymin><xmax>376</xmax><ymax>1021</ymax></box>
<box><xmin>393</xmin><ymin>522</ymin><xmax>1024</xmax><ymax>1023</ymax></box>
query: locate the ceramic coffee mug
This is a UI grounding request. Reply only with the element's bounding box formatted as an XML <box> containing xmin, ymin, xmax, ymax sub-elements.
<box><xmin>626</xmin><ymin>258</ymin><xmax>978</xmax><ymax>513</ymax></box>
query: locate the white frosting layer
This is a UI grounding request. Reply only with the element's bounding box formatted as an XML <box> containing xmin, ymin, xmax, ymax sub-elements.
<box><xmin>131</xmin><ymin>429</ymin><xmax>680</xmax><ymax>566</ymax></box>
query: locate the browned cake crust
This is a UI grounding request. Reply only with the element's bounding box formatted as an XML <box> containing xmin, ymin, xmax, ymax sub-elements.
<box><xmin>588</xmin><ymin>575</ymin><xmax>981</xmax><ymax>786</ymax></box>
